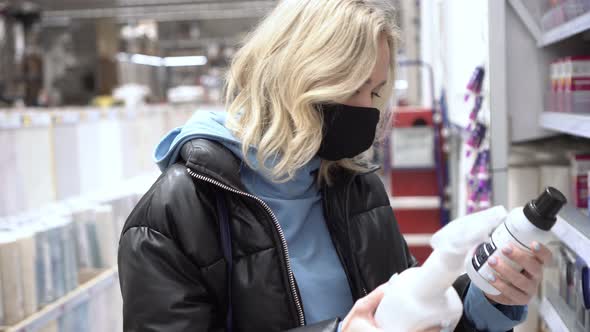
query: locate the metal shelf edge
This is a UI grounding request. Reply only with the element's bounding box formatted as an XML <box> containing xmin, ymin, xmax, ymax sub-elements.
<box><xmin>389</xmin><ymin>196</ymin><xmax>441</xmax><ymax>210</ymax></box>
<box><xmin>539</xmin><ymin>112</ymin><xmax>590</xmax><ymax>139</ymax></box>
<box><xmin>553</xmin><ymin>205</ymin><xmax>590</xmax><ymax>265</ymax></box>
<box><xmin>403</xmin><ymin>234</ymin><xmax>433</xmax><ymax>246</ymax></box>
<box><xmin>538</xmin><ymin>297</ymin><xmax>571</xmax><ymax>332</ymax></box>
<box><xmin>3</xmin><ymin>267</ymin><xmax>119</xmax><ymax>332</ymax></box>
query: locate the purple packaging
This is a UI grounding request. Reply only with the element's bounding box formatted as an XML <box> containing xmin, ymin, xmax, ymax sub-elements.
<box><xmin>466</xmin><ymin>123</ymin><xmax>487</xmax><ymax>157</ymax></box>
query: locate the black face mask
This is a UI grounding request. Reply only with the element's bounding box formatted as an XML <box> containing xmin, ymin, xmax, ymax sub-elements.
<box><xmin>317</xmin><ymin>103</ymin><xmax>380</xmax><ymax>161</ymax></box>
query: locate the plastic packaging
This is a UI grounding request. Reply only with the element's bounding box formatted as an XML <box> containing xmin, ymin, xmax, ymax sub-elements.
<box><xmin>467</xmin><ymin>187</ymin><xmax>567</xmax><ymax>295</ymax></box>
<box><xmin>375</xmin><ymin>206</ymin><xmax>508</xmax><ymax>331</ymax></box>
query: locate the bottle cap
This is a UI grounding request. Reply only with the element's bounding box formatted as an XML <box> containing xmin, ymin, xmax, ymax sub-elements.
<box><xmin>523</xmin><ymin>187</ymin><xmax>567</xmax><ymax>231</ymax></box>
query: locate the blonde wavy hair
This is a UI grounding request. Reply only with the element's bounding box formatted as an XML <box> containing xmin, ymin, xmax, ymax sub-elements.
<box><xmin>225</xmin><ymin>0</ymin><xmax>399</xmax><ymax>184</ymax></box>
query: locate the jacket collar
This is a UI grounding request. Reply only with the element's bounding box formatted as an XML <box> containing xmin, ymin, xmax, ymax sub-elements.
<box><xmin>180</xmin><ymin>138</ymin><xmax>381</xmax><ymax>192</ymax></box>
<box><xmin>180</xmin><ymin>138</ymin><xmax>247</xmax><ymax>192</ymax></box>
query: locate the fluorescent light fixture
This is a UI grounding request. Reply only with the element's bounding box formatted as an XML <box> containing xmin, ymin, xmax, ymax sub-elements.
<box><xmin>163</xmin><ymin>56</ymin><xmax>208</xmax><ymax>67</ymax></box>
<box><xmin>395</xmin><ymin>80</ymin><xmax>409</xmax><ymax>90</ymax></box>
<box><xmin>130</xmin><ymin>53</ymin><xmax>163</xmax><ymax>66</ymax></box>
<box><xmin>116</xmin><ymin>53</ymin><xmax>207</xmax><ymax>67</ymax></box>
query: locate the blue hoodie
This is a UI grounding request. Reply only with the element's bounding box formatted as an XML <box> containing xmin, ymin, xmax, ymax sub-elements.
<box><xmin>155</xmin><ymin>111</ymin><xmax>355</xmax><ymax>324</ymax></box>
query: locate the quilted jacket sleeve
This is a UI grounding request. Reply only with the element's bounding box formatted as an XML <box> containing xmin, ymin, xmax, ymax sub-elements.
<box><xmin>119</xmin><ymin>226</ymin><xmax>224</xmax><ymax>332</ymax></box>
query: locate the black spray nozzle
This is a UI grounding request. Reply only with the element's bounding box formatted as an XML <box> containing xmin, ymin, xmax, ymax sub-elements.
<box><xmin>523</xmin><ymin>187</ymin><xmax>567</xmax><ymax>231</ymax></box>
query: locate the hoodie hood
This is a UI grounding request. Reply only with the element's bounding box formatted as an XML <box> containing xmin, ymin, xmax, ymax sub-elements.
<box><xmin>154</xmin><ymin>111</ymin><xmax>241</xmax><ymax>172</ymax></box>
<box><xmin>154</xmin><ymin>111</ymin><xmax>321</xmax><ymax>199</ymax></box>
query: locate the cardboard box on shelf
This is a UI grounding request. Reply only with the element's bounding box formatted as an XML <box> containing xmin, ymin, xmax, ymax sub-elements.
<box><xmin>548</xmin><ymin>56</ymin><xmax>590</xmax><ymax>114</ymax></box>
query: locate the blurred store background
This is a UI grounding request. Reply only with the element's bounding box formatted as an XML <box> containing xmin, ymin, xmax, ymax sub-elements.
<box><xmin>0</xmin><ymin>1</ymin><xmax>425</xmax><ymax>331</ymax></box>
<box><xmin>1</xmin><ymin>0</ymin><xmax>590</xmax><ymax>331</ymax></box>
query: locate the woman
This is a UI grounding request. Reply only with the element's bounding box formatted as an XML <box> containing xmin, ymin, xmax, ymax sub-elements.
<box><xmin>118</xmin><ymin>1</ymin><xmax>551</xmax><ymax>331</ymax></box>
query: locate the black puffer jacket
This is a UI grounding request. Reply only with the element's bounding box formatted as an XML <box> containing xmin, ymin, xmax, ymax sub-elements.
<box><xmin>118</xmin><ymin>139</ymin><xmax>480</xmax><ymax>332</ymax></box>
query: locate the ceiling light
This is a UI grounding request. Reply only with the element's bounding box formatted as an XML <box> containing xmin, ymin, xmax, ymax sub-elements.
<box><xmin>163</xmin><ymin>56</ymin><xmax>207</xmax><ymax>67</ymax></box>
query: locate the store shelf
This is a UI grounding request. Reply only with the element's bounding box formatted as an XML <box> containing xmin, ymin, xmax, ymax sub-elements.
<box><xmin>539</xmin><ymin>11</ymin><xmax>590</xmax><ymax>47</ymax></box>
<box><xmin>389</xmin><ymin>196</ymin><xmax>441</xmax><ymax>210</ymax></box>
<box><xmin>1</xmin><ymin>268</ymin><xmax>118</xmax><ymax>332</ymax></box>
<box><xmin>391</xmin><ymin>166</ymin><xmax>437</xmax><ymax>171</ymax></box>
<box><xmin>403</xmin><ymin>233</ymin><xmax>433</xmax><ymax>246</ymax></box>
<box><xmin>539</xmin><ymin>112</ymin><xmax>590</xmax><ymax>139</ymax></box>
<box><xmin>538</xmin><ymin>296</ymin><xmax>571</xmax><ymax>332</ymax></box>
<box><xmin>553</xmin><ymin>205</ymin><xmax>590</xmax><ymax>265</ymax></box>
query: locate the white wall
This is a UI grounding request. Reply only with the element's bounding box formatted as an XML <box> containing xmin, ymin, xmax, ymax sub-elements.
<box><xmin>421</xmin><ymin>0</ymin><xmax>490</xmax><ymax>128</ymax></box>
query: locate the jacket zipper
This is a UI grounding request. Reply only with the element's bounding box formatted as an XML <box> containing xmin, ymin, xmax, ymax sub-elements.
<box><xmin>186</xmin><ymin>168</ymin><xmax>306</xmax><ymax>327</ymax></box>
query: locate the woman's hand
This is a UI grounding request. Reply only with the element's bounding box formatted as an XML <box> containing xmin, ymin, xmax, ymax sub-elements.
<box><xmin>341</xmin><ymin>284</ymin><xmax>448</xmax><ymax>332</ymax></box>
<box><xmin>485</xmin><ymin>241</ymin><xmax>552</xmax><ymax>305</ymax></box>
<box><xmin>341</xmin><ymin>285</ymin><xmax>386</xmax><ymax>332</ymax></box>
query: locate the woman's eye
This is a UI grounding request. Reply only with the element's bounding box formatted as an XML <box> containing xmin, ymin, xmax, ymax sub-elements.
<box><xmin>371</xmin><ymin>92</ymin><xmax>382</xmax><ymax>98</ymax></box>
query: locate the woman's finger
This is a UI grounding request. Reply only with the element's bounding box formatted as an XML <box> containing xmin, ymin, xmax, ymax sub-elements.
<box><xmin>488</xmin><ymin>256</ymin><xmax>536</xmax><ymax>296</ymax></box>
<box><xmin>358</xmin><ymin>284</ymin><xmax>387</xmax><ymax>315</ymax></box>
<box><xmin>530</xmin><ymin>241</ymin><xmax>552</xmax><ymax>265</ymax></box>
<box><xmin>501</xmin><ymin>245</ymin><xmax>542</xmax><ymax>279</ymax></box>
<box><xmin>488</xmin><ymin>274</ymin><xmax>529</xmax><ymax>305</ymax></box>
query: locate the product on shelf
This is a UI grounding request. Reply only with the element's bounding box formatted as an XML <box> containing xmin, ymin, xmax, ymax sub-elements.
<box><xmin>16</xmin><ymin>114</ymin><xmax>56</xmax><ymax>212</ymax></box>
<box><xmin>16</xmin><ymin>225</ymin><xmax>38</xmax><ymax>317</ymax></box>
<box><xmin>549</xmin><ymin>56</ymin><xmax>590</xmax><ymax>114</ymax></box>
<box><xmin>96</xmin><ymin>113</ymin><xmax>124</xmax><ymax>190</ymax></box>
<box><xmin>0</xmin><ymin>229</ymin><xmax>26</xmax><ymax>325</ymax></box>
<box><xmin>575</xmin><ymin>256</ymin><xmax>588</xmax><ymax>331</ymax></box>
<box><xmin>0</xmin><ymin>104</ymin><xmax>195</xmax><ymax>219</ymax></box>
<box><xmin>540</xmin><ymin>165</ymin><xmax>572</xmax><ymax>201</ymax></box>
<box><xmin>0</xmin><ymin>169</ymin><xmax>154</xmax><ymax>330</ymax></box>
<box><xmin>463</xmin><ymin>66</ymin><xmax>491</xmax><ymax>215</ymax></box>
<box><xmin>94</xmin><ymin>205</ymin><xmax>117</xmax><ymax>268</ymax></box>
<box><xmin>31</xmin><ymin>215</ymin><xmax>78</xmax><ymax>308</ymax></box>
<box><xmin>508</xmin><ymin>166</ymin><xmax>541</xmax><ymax>210</ymax></box>
<box><xmin>571</xmin><ymin>153</ymin><xmax>590</xmax><ymax>209</ymax></box>
<box><xmin>464</xmin><ymin>66</ymin><xmax>485</xmax><ymax>101</ymax></box>
<box><xmin>541</xmin><ymin>0</ymin><xmax>590</xmax><ymax>30</ymax></box>
<box><xmin>467</xmin><ymin>148</ymin><xmax>492</xmax><ymax>213</ymax></box>
<box><xmin>0</xmin><ymin>124</ymin><xmax>25</xmax><ymax>217</ymax></box>
<box><xmin>544</xmin><ymin>242</ymin><xmax>590</xmax><ymax>331</ymax></box>
<box><xmin>552</xmin><ymin>57</ymin><xmax>561</xmax><ymax>113</ymax></box>
<box><xmin>564</xmin><ymin>56</ymin><xmax>590</xmax><ymax>114</ymax></box>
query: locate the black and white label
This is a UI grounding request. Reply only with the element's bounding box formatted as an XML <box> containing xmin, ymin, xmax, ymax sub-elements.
<box><xmin>472</xmin><ymin>241</ymin><xmax>497</xmax><ymax>271</ymax></box>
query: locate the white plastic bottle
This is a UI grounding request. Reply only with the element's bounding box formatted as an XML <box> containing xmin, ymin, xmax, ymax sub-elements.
<box><xmin>375</xmin><ymin>206</ymin><xmax>509</xmax><ymax>332</ymax></box>
<box><xmin>466</xmin><ymin>187</ymin><xmax>567</xmax><ymax>295</ymax></box>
